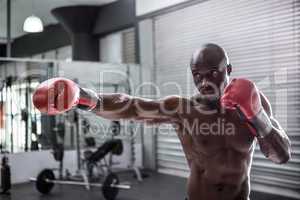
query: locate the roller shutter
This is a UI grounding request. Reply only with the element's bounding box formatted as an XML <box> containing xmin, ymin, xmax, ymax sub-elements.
<box><xmin>153</xmin><ymin>0</ymin><xmax>300</xmax><ymax>198</ymax></box>
<box><xmin>122</xmin><ymin>28</ymin><xmax>136</xmax><ymax>63</ymax></box>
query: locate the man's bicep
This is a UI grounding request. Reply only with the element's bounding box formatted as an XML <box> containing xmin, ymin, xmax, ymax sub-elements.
<box><xmin>134</xmin><ymin>95</ymin><xmax>183</xmax><ymax>119</ymax></box>
<box><xmin>260</xmin><ymin>92</ymin><xmax>272</xmax><ymax>117</ymax></box>
<box><xmin>260</xmin><ymin>92</ymin><xmax>283</xmax><ymax>130</ymax></box>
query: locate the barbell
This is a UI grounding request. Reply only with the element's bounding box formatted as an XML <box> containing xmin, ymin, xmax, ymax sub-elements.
<box><xmin>30</xmin><ymin>169</ymin><xmax>131</xmax><ymax>200</ymax></box>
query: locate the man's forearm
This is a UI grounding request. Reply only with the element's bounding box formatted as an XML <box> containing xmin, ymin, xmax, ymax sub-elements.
<box><xmin>247</xmin><ymin>108</ymin><xmax>291</xmax><ymax>164</ymax></box>
<box><xmin>257</xmin><ymin>128</ymin><xmax>291</xmax><ymax>164</ymax></box>
<box><xmin>89</xmin><ymin>92</ymin><xmax>138</xmax><ymax>120</ymax></box>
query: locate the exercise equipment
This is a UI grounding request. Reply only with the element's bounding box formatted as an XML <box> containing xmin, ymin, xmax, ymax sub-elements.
<box><xmin>30</xmin><ymin>169</ymin><xmax>130</xmax><ymax>200</ymax></box>
<box><xmin>0</xmin><ymin>80</ymin><xmax>4</xmax><ymax>151</ymax></box>
<box><xmin>5</xmin><ymin>76</ymin><xmax>16</xmax><ymax>153</ymax></box>
<box><xmin>52</xmin><ymin>122</ymin><xmax>65</xmax><ymax>162</ymax></box>
<box><xmin>102</xmin><ymin>173</ymin><xmax>119</xmax><ymax>200</ymax></box>
<box><xmin>35</xmin><ymin>169</ymin><xmax>54</xmax><ymax>194</ymax></box>
<box><xmin>0</xmin><ymin>59</ymin><xmax>54</xmax><ymax>153</ymax></box>
<box><xmin>88</xmin><ymin>78</ymin><xmax>144</xmax><ymax>181</ymax></box>
<box><xmin>83</xmin><ymin>138</ymin><xmax>124</xmax><ymax>180</ymax></box>
<box><xmin>0</xmin><ymin>155</ymin><xmax>11</xmax><ymax>195</ymax></box>
<box><xmin>86</xmin><ymin>139</ymin><xmax>123</xmax><ymax>163</ymax></box>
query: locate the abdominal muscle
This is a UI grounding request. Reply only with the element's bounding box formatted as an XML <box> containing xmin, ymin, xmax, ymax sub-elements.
<box><xmin>186</xmin><ymin>148</ymin><xmax>252</xmax><ymax>200</ymax></box>
<box><xmin>176</xmin><ymin>108</ymin><xmax>254</xmax><ymax>200</ymax></box>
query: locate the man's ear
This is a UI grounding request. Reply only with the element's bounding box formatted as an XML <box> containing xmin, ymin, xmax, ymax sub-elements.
<box><xmin>227</xmin><ymin>64</ymin><xmax>232</xmax><ymax>75</ymax></box>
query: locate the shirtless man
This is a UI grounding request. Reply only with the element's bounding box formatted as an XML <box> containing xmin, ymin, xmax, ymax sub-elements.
<box><xmin>32</xmin><ymin>43</ymin><xmax>291</xmax><ymax>200</ymax></box>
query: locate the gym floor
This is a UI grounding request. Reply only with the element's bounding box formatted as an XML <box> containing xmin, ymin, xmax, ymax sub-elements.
<box><xmin>1</xmin><ymin>171</ymin><xmax>296</xmax><ymax>200</ymax></box>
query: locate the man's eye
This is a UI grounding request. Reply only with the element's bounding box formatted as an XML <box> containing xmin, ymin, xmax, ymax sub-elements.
<box><xmin>194</xmin><ymin>73</ymin><xmax>202</xmax><ymax>78</ymax></box>
<box><xmin>211</xmin><ymin>70</ymin><xmax>219</xmax><ymax>78</ymax></box>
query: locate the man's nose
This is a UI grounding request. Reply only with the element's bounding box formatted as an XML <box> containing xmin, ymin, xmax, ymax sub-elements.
<box><xmin>201</xmin><ymin>77</ymin><xmax>209</xmax><ymax>87</ymax></box>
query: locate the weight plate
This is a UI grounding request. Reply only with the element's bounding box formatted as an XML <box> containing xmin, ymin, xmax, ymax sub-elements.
<box><xmin>112</xmin><ymin>140</ymin><xmax>123</xmax><ymax>156</ymax></box>
<box><xmin>102</xmin><ymin>173</ymin><xmax>119</xmax><ymax>200</ymax></box>
<box><xmin>36</xmin><ymin>169</ymin><xmax>55</xmax><ymax>194</ymax></box>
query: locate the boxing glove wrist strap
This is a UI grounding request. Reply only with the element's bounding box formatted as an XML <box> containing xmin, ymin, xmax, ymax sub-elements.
<box><xmin>250</xmin><ymin>109</ymin><xmax>273</xmax><ymax>138</ymax></box>
<box><xmin>78</xmin><ymin>88</ymin><xmax>101</xmax><ymax>111</ymax></box>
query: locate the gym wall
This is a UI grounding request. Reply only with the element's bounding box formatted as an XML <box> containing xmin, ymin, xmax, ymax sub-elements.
<box><xmin>31</xmin><ymin>45</ymin><xmax>72</xmax><ymax>61</ymax></box>
<box><xmin>100</xmin><ymin>28</ymin><xmax>136</xmax><ymax>64</ymax></box>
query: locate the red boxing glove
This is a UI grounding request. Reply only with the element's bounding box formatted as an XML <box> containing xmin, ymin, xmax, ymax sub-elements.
<box><xmin>33</xmin><ymin>78</ymin><xmax>99</xmax><ymax>115</ymax></box>
<box><xmin>221</xmin><ymin>78</ymin><xmax>272</xmax><ymax>137</ymax></box>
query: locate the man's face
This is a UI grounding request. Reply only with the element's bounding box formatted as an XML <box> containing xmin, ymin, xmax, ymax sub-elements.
<box><xmin>191</xmin><ymin>59</ymin><xmax>229</xmax><ymax>102</ymax></box>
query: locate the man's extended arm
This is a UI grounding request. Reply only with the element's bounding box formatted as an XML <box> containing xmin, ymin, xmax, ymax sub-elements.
<box><xmin>91</xmin><ymin>93</ymin><xmax>182</xmax><ymax>122</ymax></box>
<box><xmin>32</xmin><ymin>77</ymin><xmax>182</xmax><ymax>123</ymax></box>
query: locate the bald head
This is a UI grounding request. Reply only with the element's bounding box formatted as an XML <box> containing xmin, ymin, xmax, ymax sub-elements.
<box><xmin>191</xmin><ymin>43</ymin><xmax>230</xmax><ymax>70</ymax></box>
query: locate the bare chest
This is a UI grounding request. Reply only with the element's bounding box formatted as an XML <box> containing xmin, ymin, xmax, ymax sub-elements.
<box><xmin>178</xmin><ymin>108</ymin><xmax>255</xmax><ymax>155</ymax></box>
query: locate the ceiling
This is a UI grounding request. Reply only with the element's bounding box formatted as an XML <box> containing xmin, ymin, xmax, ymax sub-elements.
<box><xmin>0</xmin><ymin>0</ymin><xmax>118</xmax><ymax>43</ymax></box>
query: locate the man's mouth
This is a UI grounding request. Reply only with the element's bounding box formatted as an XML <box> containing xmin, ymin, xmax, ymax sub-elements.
<box><xmin>200</xmin><ymin>88</ymin><xmax>215</xmax><ymax>94</ymax></box>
